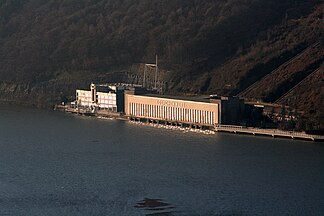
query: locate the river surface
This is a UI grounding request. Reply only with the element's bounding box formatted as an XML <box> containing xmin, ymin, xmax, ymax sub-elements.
<box><xmin>0</xmin><ymin>105</ymin><xmax>323</xmax><ymax>216</ymax></box>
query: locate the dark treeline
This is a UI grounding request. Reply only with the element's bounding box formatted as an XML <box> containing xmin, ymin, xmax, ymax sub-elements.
<box><xmin>0</xmin><ymin>0</ymin><xmax>319</xmax><ymax>83</ymax></box>
<box><xmin>0</xmin><ymin>0</ymin><xmax>323</xmax><ymax>131</ymax></box>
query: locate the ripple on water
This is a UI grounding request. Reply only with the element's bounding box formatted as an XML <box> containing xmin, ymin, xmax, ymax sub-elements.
<box><xmin>134</xmin><ymin>198</ymin><xmax>175</xmax><ymax>215</ymax></box>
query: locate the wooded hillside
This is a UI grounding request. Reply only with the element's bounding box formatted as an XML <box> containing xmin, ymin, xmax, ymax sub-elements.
<box><xmin>0</xmin><ymin>0</ymin><xmax>323</xmax><ymax>129</ymax></box>
<box><xmin>0</xmin><ymin>0</ymin><xmax>319</xmax><ymax>82</ymax></box>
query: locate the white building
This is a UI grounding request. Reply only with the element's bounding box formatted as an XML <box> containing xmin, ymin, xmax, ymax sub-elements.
<box><xmin>96</xmin><ymin>91</ymin><xmax>117</xmax><ymax>110</ymax></box>
<box><xmin>76</xmin><ymin>90</ymin><xmax>93</xmax><ymax>107</ymax></box>
<box><xmin>76</xmin><ymin>84</ymin><xmax>119</xmax><ymax>111</ymax></box>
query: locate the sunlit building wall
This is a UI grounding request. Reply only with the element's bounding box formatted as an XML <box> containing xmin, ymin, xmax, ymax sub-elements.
<box><xmin>125</xmin><ymin>94</ymin><xmax>219</xmax><ymax>126</ymax></box>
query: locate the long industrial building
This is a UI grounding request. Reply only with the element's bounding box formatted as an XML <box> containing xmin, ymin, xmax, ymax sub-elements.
<box><xmin>75</xmin><ymin>83</ymin><xmax>244</xmax><ymax>127</ymax></box>
<box><xmin>66</xmin><ymin>84</ymin><xmax>324</xmax><ymax>141</ymax></box>
<box><xmin>125</xmin><ymin>93</ymin><xmax>220</xmax><ymax>126</ymax></box>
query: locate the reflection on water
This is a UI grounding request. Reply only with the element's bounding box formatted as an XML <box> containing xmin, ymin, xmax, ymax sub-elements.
<box><xmin>135</xmin><ymin>198</ymin><xmax>175</xmax><ymax>215</ymax></box>
<box><xmin>0</xmin><ymin>105</ymin><xmax>324</xmax><ymax>216</ymax></box>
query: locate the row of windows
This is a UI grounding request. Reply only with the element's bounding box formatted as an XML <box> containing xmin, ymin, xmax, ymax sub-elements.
<box><xmin>97</xmin><ymin>98</ymin><xmax>116</xmax><ymax>102</ymax></box>
<box><xmin>97</xmin><ymin>100</ymin><xmax>116</xmax><ymax>105</ymax></box>
<box><xmin>129</xmin><ymin>103</ymin><xmax>217</xmax><ymax>125</ymax></box>
<box><xmin>97</xmin><ymin>96</ymin><xmax>116</xmax><ymax>99</ymax></box>
<box><xmin>77</xmin><ymin>95</ymin><xmax>92</xmax><ymax>98</ymax></box>
<box><xmin>79</xmin><ymin>101</ymin><xmax>92</xmax><ymax>106</ymax></box>
<box><xmin>77</xmin><ymin>97</ymin><xmax>92</xmax><ymax>102</ymax></box>
<box><xmin>78</xmin><ymin>101</ymin><xmax>116</xmax><ymax>108</ymax></box>
<box><xmin>77</xmin><ymin>92</ymin><xmax>115</xmax><ymax>96</ymax></box>
<box><xmin>77</xmin><ymin>93</ymin><xmax>116</xmax><ymax>102</ymax></box>
<box><xmin>98</xmin><ymin>104</ymin><xmax>117</xmax><ymax>108</ymax></box>
<box><xmin>76</xmin><ymin>92</ymin><xmax>92</xmax><ymax>96</ymax></box>
<box><xmin>77</xmin><ymin>95</ymin><xmax>116</xmax><ymax>101</ymax></box>
<box><xmin>78</xmin><ymin>97</ymin><xmax>114</xmax><ymax>103</ymax></box>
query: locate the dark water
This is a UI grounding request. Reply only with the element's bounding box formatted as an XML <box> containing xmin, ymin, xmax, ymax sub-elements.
<box><xmin>0</xmin><ymin>105</ymin><xmax>323</xmax><ymax>216</ymax></box>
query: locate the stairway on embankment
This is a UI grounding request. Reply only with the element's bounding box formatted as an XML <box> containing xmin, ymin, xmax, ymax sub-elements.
<box><xmin>236</xmin><ymin>41</ymin><xmax>323</xmax><ymax>103</ymax></box>
<box><xmin>275</xmin><ymin>67</ymin><xmax>323</xmax><ymax>116</ymax></box>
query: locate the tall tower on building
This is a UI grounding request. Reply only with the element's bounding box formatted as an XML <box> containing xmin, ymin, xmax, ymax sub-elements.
<box><xmin>90</xmin><ymin>83</ymin><xmax>96</xmax><ymax>103</ymax></box>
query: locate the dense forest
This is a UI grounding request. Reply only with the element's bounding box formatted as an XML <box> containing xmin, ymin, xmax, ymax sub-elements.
<box><xmin>0</xmin><ymin>0</ymin><xmax>319</xmax><ymax>82</ymax></box>
<box><xmin>0</xmin><ymin>0</ymin><xmax>323</xmax><ymax>129</ymax></box>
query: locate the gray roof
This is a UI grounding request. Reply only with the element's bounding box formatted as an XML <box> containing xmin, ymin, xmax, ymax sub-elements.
<box><xmin>143</xmin><ymin>94</ymin><xmax>212</xmax><ymax>103</ymax></box>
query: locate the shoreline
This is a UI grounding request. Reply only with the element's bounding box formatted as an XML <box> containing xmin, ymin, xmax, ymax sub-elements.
<box><xmin>2</xmin><ymin>102</ymin><xmax>322</xmax><ymax>142</ymax></box>
<box><xmin>58</xmin><ymin>106</ymin><xmax>324</xmax><ymax>142</ymax></box>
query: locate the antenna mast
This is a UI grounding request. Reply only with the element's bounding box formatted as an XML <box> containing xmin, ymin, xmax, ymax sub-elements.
<box><xmin>143</xmin><ymin>65</ymin><xmax>146</xmax><ymax>87</ymax></box>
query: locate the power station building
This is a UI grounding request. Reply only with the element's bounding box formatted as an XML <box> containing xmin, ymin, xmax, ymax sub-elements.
<box><xmin>125</xmin><ymin>94</ymin><xmax>219</xmax><ymax>126</ymax></box>
<box><xmin>124</xmin><ymin>91</ymin><xmax>245</xmax><ymax>126</ymax></box>
<box><xmin>75</xmin><ymin>83</ymin><xmax>244</xmax><ymax>127</ymax></box>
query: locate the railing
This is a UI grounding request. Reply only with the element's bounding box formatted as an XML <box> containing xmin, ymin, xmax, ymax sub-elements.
<box><xmin>215</xmin><ymin>125</ymin><xmax>324</xmax><ymax>140</ymax></box>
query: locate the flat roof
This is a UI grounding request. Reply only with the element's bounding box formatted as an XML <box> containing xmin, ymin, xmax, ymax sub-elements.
<box><xmin>140</xmin><ymin>94</ymin><xmax>212</xmax><ymax>103</ymax></box>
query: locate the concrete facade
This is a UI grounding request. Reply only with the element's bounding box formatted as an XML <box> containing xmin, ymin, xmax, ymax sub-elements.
<box><xmin>76</xmin><ymin>84</ymin><xmax>118</xmax><ymax>111</ymax></box>
<box><xmin>125</xmin><ymin>94</ymin><xmax>219</xmax><ymax>126</ymax></box>
<box><xmin>210</xmin><ymin>96</ymin><xmax>244</xmax><ymax>125</ymax></box>
<box><xmin>76</xmin><ymin>90</ymin><xmax>93</xmax><ymax>107</ymax></box>
<box><xmin>96</xmin><ymin>92</ymin><xmax>117</xmax><ymax>110</ymax></box>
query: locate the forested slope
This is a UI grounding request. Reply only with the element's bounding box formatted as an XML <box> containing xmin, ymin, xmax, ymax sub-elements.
<box><xmin>0</xmin><ymin>0</ymin><xmax>319</xmax><ymax>82</ymax></box>
<box><xmin>0</xmin><ymin>0</ymin><xmax>323</xmax><ymax>128</ymax></box>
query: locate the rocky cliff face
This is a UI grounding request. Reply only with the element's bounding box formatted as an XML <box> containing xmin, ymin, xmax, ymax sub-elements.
<box><xmin>0</xmin><ymin>81</ymin><xmax>74</xmax><ymax>107</ymax></box>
